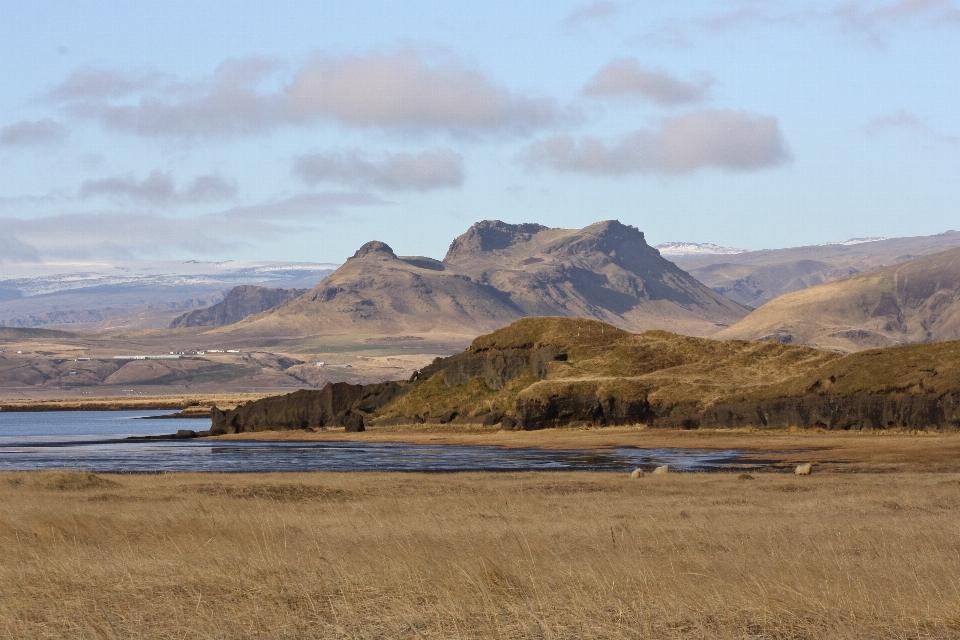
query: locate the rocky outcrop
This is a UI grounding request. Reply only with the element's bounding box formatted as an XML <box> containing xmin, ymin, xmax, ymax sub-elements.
<box><xmin>513</xmin><ymin>389</ymin><xmax>960</xmax><ymax>431</ymax></box>
<box><xmin>210</xmin><ymin>381</ymin><xmax>409</xmax><ymax>434</ymax></box>
<box><xmin>651</xmin><ymin>392</ymin><xmax>960</xmax><ymax>431</ymax></box>
<box><xmin>414</xmin><ymin>344</ymin><xmax>567</xmax><ymax>389</ymax></box>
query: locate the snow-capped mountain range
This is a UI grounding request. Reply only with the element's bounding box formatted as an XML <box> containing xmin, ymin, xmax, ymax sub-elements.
<box><xmin>0</xmin><ymin>260</ymin><xmax>337</xmax><ymax>298</ymax></box>
<box><xmin>654</xmin><ymin>242</ymin><xmax>748</xmax><ymax>256</ymax></box>
<box><xmin>818</xmin><ymin>237</ymin><xmax>887</xmax><ymax>247</ymax></box>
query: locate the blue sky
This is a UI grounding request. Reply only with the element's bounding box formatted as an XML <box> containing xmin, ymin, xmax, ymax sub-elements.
<box><xmin>1</xmin><ymin>0</ymin><xmax>958</xmax><ymax>263</ymax></box>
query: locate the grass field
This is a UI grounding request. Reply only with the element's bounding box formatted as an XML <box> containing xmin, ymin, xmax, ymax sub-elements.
<box><xmin>2</xmin><ymin>469</ymin><xmax>959</xmax><ymax>638</ymax></box>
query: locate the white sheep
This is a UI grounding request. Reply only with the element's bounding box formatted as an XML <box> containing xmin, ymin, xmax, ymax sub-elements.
<box><xmin>652</xmin><ymin>465</ymin><xmax>669</xmax><ymax>475</ymax></box>
<box><xmin>795</xmin><ymin>463</ymin><xmax>812</xmax><ymax>476</ymax></box>
<box><xmin>630</xmin><ymin>468</ymin><xmax>644</xmax><ymax>479</ymax></box>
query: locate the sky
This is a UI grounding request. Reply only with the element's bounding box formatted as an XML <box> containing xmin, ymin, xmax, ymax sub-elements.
<box><xmin>1</xmin><ymin>0</ymin><xmax>959</xmax><ymax>264</ymax></box>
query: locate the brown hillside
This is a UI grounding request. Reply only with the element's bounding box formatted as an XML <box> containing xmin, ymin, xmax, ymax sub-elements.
<box><xmin>716</xmin><ymin>246</ymin><xmax>960</xmax><ymax>351</ymax></box>
<box><xmin>670</xmin><ymin>230</ymin><xmax>960</xmax><ymax>306</ymax></box>
<box><xmin>218</xmin><ymin>220</ymin><xmax>749</xmax><ymax>340</ymax></box>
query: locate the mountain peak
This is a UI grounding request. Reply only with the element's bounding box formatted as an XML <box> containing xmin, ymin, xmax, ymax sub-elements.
<box><xmin>444</xmin><ymin>220</ymin><xmax>549</xmax><ymax>261</ymax></box>
<box><xmin>351</xmin><ymin>241</ymin><xmax>396</xmax><ymax>260</ymax></box>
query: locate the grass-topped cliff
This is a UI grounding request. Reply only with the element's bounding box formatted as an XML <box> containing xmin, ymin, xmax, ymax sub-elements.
<box><xmin>213</xmin><ymin>316</ymin><xmax>960</xmax><ymax>433</ymax></box>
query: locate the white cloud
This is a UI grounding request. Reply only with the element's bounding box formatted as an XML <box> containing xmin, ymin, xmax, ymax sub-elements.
<box><xmin>562</xmin><ymin>1</ymin><xmax>620</xmax><ymax>30</ymax></box>
<box><xmin>294</xmin><ymin>149</ymin><xmax>464</xmax><ymax>191</ymax></box>
<box><xmin>287</xmin><ymin>50</ymin><xmax>565</xmax><ymax>134</ymax></box>
<box><xmin>863</xmin><ymin>109</ymin><xmax>958</xmax><ymax>145</ymax></box>
<box><xmin>581</xmin><ymin>58</ymin><xmax>712</xmax><ymax>105</ymax></box>
<box><xmin>0</xmin><ymin>118</ymin><xmax>68</xmax><ymax>146</ymax></box>
<box><xmin>78</xmin><ymin>170</ymin><xmax>238</xmax><ymax>204</ymax></box>
<box><xmin>521</xmin><ymin>109</ymin><xmax>790</xmax><ymax>175</ymax></box>
<box><xmin>49</xmin><ymin>51</ymin><xmax>565</xmax><ymax>138</ymax></box>
<box><xmin>61</xmin><ymin>59</ymin><xmax>287</xmax><ymax>138</ymax></box>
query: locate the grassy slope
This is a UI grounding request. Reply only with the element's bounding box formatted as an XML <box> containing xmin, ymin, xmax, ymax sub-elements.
<box><xmin>374</xmin><ymin>317</ymin><xmax>960</xmax><ymax>421</ymax></box>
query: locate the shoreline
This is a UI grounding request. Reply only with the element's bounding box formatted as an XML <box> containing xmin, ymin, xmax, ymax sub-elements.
<box><xmin>208</xmin><ymin>424</ymin><xmax>960</xmax><ymax>473</ymax></box>
<box><xmin>5</xmin><ymin>402</ymin><xmax>960</xmax><ymax>472</ymax></box>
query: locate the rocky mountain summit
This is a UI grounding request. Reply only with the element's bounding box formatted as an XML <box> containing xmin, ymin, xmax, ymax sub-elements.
<box><xmin>220</xmin><ymin>220</ymin><xmax>749</xmax><ymax>340</ymax></box>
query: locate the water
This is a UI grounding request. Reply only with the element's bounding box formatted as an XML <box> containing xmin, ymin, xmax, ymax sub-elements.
<box><xmin>0</xmin><ymin>411</ymin><xmax>762</xmax><ymax>473</ymax></box>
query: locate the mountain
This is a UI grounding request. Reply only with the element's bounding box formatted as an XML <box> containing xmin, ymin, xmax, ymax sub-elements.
<box><xmin>716</xmin><ymin>246</ymin><xmax>960</xmax><ymax>352</ymax></box>
<box><xmin>668</xmin><ymin>231</ymin><xmax>960</xmax><ymax>307</ymax></box>
<box><xmin>218</xmin><ymin>220</ymin><xmax>750</xmax><ymax>340</ymax></box>
<box><xmin>169</xmin><ymin>285</ymin><xmax>307</xmax><ymax>329</ymax></box>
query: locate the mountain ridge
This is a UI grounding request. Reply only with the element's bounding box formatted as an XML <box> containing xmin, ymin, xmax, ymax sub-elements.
<box><xmin>216</xmin><ymin>220</ymin><xmax>750</xmax><ymax>340</ymax></box>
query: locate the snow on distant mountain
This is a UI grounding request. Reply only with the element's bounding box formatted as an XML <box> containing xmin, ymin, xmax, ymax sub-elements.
<box><xmin>0</xmin><ymin>260</ymin><xmax>338</xmax><ymax>297</ymax></box>
<box><xmin>818</xmin><ymin>237</ymin><xmax>887</xmax><ymax>247</ymax></box>
<box><xmin>655</xmin><ymin>242</ymin><xmax>747</xmax><ymax>256</ymax></box>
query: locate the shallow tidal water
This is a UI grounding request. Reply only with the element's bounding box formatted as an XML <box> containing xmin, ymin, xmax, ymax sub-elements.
<box><xmin>0</xmin><ymin>410</ymin><xmax>761</xmax><ymax>473</ymax></box>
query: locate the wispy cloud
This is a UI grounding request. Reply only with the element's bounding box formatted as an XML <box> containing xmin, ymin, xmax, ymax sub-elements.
<box><xmin>214</xmin><ymin>192</ymin><xmax>389</xmax><ymax>221</ymax></box>
<box><xmin>48</xmin><ymin>50</ymin><xmax>567</xmax><ymax>138</ymax></box>
<box><xmin>639</xmin><ymin>1</ymin><xmax>960</xmax><ymax>48</ymax></box>
<box><xmin>78</xmin><ymin>170</ymin><xmax>238</xmax><ymax>204</ymax></box>
<box><xmin>0</xmin><ymin>191</ymin><xmax>384</xmax><ymax>261</ymax></box>
<box><xmin>521</xmin><ymin>110</ymin><xmax>790</xmax><ymax>176</ymax></box>
<box><xmin>863</xmin><ymin>109</ymin><xmax>958</xmax><ymax>145</ymax></box>
<box><xmin>581</xmin><ymin>58</ymin><xmax>712</xmax><ymax>106</ymax></box>
<box><xmin>562</xmin><ymin>1</ymin><xmax>620</xmax><ymax>30</ymax></box>
<box><xmin>0</xmin><ymin>118</ymin><xmax>68</xmax><ymax>146</ymax></box>
<box><xmin>294</xmin><ymin>149</ymin><xmax>464</xmax><ymax>191</ymax></box>
<box><xmin>837</xmin><ymin>0</ymin><xmax>960</xmax><ymax>35</ymax></box>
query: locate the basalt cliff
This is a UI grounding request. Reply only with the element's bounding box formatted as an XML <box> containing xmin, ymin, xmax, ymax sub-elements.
<box><xmin>211</xmin><ymin>317</ymin><xmax>960</xmax><ymax>434</ymax></box>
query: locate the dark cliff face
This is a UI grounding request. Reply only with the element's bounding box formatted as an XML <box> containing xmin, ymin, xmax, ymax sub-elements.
<box><xmin>169</xmin><ymin>285</ymin><xmax>307</xmax><ymax>329</ymax></box>
<box><xmin>210</xmin><ymin>381</ymin><xmax>409</xmax><ymax>434</ymax></box>
<box><xmin>514</xmin><ymin>390</ymin><xmax>960</xmax><ymax>431</ymax></box>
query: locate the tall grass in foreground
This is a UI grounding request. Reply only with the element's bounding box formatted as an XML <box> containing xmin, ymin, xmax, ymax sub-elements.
<box><xmin>1</xmin><ymin>470</ymin><xmax>959</xmax><ymax>638</ymax></box>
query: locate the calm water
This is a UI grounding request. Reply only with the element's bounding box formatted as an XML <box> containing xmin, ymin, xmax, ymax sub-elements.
<box><xmin>0</xmin><ymin>411</ymin><xmax>762</xmax><ymax>473</ymax></box>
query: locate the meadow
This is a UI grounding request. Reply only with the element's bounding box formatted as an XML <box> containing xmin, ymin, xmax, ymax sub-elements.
<box><xmin>2</xmin><ymin>469</ymin><xmax>959</xmax><ymax>638</ymax></box>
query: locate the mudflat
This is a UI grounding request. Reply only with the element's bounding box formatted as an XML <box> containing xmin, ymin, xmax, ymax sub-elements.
<box><xmin>2</xmin><ymin>469</ymin><xmax>959</xmax><ymax>638</ymax></box>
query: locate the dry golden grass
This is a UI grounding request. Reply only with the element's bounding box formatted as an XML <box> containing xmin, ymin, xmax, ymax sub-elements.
<box><xmin>2</xmin><ymin>470</ymin><xmax>960</xmax><ymax>638</ymax></box>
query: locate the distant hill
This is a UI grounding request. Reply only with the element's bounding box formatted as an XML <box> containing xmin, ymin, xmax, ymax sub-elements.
<box><xmin>169</xmin><ymin>285</ymin><xmax>307</xmax><ymax>329</ymax></box>
<box><xmin>716</xmin><ymin>246</ymin><xmax>960</xmax><ymax>352</ymax></box>
<box><xmin>669</xmin><ymin>231</ymin><xmax>960</xmax><ymax>307</ymax></box>
<box><xmin>217</xmin><ymin>220</ymin><xmax>750</xmax><ymax>340</ymax></box>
